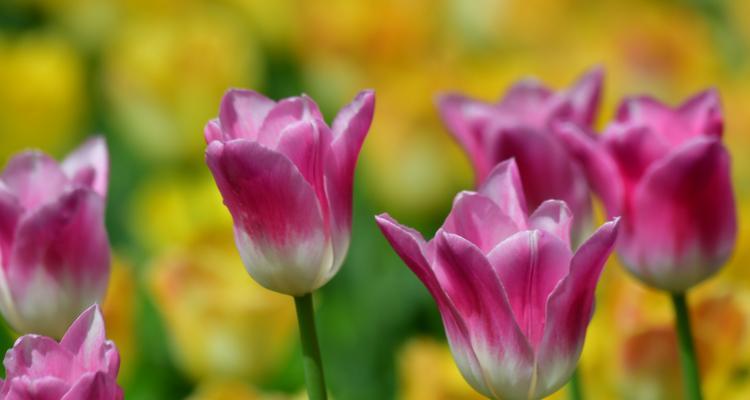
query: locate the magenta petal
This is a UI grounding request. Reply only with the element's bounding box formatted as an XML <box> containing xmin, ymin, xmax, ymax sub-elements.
<box><xmin>602</xmin><ymin>123</ymin><xmax>670</xmax><ymax>184</ymax></box>
<box><xmin>554</xmin><ymin>123</ymin><xmax>623</xmax><ymax>217</ymax></box>
<box><xmin>3</xmin><ymin>335</ymin><xmax>73</xmax><ymax>381</ymax></box>
<box><xmin>206</xmin><ymin>140</ymin><xmax>330</xmax><ymax>295</ymax></box>
<box><xmin>486</xmin><ymin>230</ymin><xmax>572</xmax><ymax>348</ymax></box>
<box><xmin>326</xmin><ymin>90</ymin><xmax>375</xmax><ymax>268</ymax></box>
<box><xmin>61</xmin><ymin>136</ymin><xmax>109</xmax><ymax>198</ymax></box>
<box><xmin>436</xmin><ymin>94</ymin><xmax>495</xmax><ymax>182</ymax></box>
<box><xmin>499</xmin><ymin>79</ymin><xmax>553</xmax><ymax>124</ymax></box>
<box><xmin>535</xmin><ymin>219</ymin><xmax>618</xmax><ymax>397</ymax></box>
<box><xmin>678</xmin><ymin>88</ymin><xmax>723</xmax><ymax>138</ymax></box>
<box><xmin>433</xmin><ymin>231</ymin><xmax>535</xmax><ymax>398</ymax></box>
<box><xmin>203</xmin><ymin>119</ymin><xmax>223</xmax><ymax>144</ymax></box>
<box><xmin>1</xmin><ymin>152</ymin><xmax>68</xmax><ymax>211</ymax></box>
<box><xmin>0</xmin><ymin>185</ymin><xmax>22</xmax><ymax>258</ymax></box>
<box><xmin>218</xmin><ymin>89</ymin><xmax>276</xmax><ymax>141</ymax></box>
<box><xmin>529</xmin><ymin>200</ymin><xmax>573</xmax><ymax>247</ymax></box>
<box><xmin>257</xmin><ymin>95</ymin><xmax>324</xmax><ymax>146</ymax></box>
<box><xmin>60</xmin><ymin>371</ymin><xmax>122</xmax><ymax>400</ymax></box>
<box><xmin>622</xmin><ymin>138</ymin><xmax>736</xmax><ymax>292</ymax></box>
<box><xmin>441</xmin><ymin>192</ymin><xmax>521</xmax><ymax>253</ymax></box>
<box><xmin>61</xmin><ymin>305</ymin><xmax>119</xmax><ymax>377</ymax></box>
<box><xmin>563</xmin><ymin>66</ymin><xmax>603</xmax><ymax>128</ymax></box>
<box><xmin>374</xmin><ymin>214</ymin><xmax>493</xmax><ymax>396</ymax></box>
<box><xmin>477</xmin><ymin>159</ymin><xmax>528</xmax><ymax>230</ymax></box>
<box><xmin>8</xmin><ymin>188</ymin><xmax>110</xmax><ymax>337</ymax></box>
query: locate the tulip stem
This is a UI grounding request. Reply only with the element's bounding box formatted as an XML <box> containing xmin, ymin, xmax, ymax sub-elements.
<box><xmin>671</xmin><ymin>292</ymin><xmax>702</xmax><ymax>400</ymax></box>
<box><xmin>568</xmin><ymin>368</ymin><xmax>584</xmax><ymax>400</ymax></box>
<box><xmin>294</xmin><ymin>293</ymin><xmax>328</xmax><ymax>400</ymax></box>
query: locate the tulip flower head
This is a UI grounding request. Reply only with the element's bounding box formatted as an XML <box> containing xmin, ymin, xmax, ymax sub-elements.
<box><xmin>557</xmin><ymin>89</ymin><xmax>736</xmax><ymax>292</ymax></box>
<box><xmin>205</xmin><ymin>90</ymin><xmax>375</xmax><ymax>296</ymax></box>
<box><xmin>0</xmin><ymin>137</ymin><xmax>110</xmax><ymax>338</ymax></box>
<box><xmin>0</xmin><ymin>304</ymin><xmax>122</xmax><ymax>399</ymax></box>
<box><xmin>376</xmin><ymin>159</ymin><xmax>619</xmax><ymax>400</ymax></box>
<box><xmin>437</xmin><ymin>67</ymin><xmax>603</xmax><ymax>241</ymax></box>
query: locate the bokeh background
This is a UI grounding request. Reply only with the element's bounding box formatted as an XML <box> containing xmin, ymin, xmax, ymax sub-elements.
<box><xmin>1</xmin><ymin>0</ymin><xmax>749</xmax><ymax>399</ymax></box>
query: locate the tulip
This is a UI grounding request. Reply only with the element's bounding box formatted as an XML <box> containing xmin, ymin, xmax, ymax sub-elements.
<box><xmin>204</xmin><ymin>89</ymin><xmax>374</xmax><ymax>296</ymax></box>
<box><xmin>556</xmin><ymin>89</ymin><xmax>736</xmax><ymax>292</ymax></box>
<box><xmin>0</xmin><ymin>304</ymin><xmax>122</xmax><ymax>399</ymax></box>
<box><xmin>0</xmin><ymin>137</ymin><xmax>110</xmax><ymax>338</ymax></box>
<box><xmin>376</xmin><ymin>159</ymin><xmax>619</xmax><ymax>400</ymax></box>
<box><xmin>437</xmin><ymin>67</ymin><xmax>602</xmax><ymax>240</ymax></box>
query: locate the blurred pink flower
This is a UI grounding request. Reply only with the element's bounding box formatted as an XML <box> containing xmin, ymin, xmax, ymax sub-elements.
<box><xmin>0</xmin><ymin>304</ymin><xmax>122</xmax><ymax>400</ymax></box>
<box><xmin>376</xmin><ymin>159</ymin><xmax>619</xmax><ymax>400</ymax></box>
<box><xmin>0</xmin><ymin>137</ymin><xmax>110</xmax><ymax>338</ymax></box>
<box><xmin>437</xmin><ymin>68</ymin><xmax>603</xmax><ymax>240</ymax></box>
<box><xmin>205</xmin><ymin>89</ymin><xmax>375</xmax><ymax>295</ymax></box>
<box><xmin>558</xmin><ymin>89</ymin><xmax>736</xmax><ymax>292</ymax></box>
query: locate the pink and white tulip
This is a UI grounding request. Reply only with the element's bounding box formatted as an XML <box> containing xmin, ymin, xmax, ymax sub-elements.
<box><xmin>557</xmin><ymin>89</ymin><xmax>736</xmax><ymax>292</ymax></box>
<box><xmin>437</xmin><ymin>68</ymin><xmax>602</xmax><ymax>240</ymax></box>
<box><xmin>205</xmin><ymin>90</ymin><xmax>375</xmax><ymax>296</ymax></box>
<box><xmin>0</xmin><ymin>304</ymin><xmax>122</xmax><ymax>399</ymax></box>
<box><xmin>0</xmin><ymin>137</ymin><xmax>111</xmax><ymax>338</ymax></box>
<box><xmin>376</xmin><ymin>159</ymin><xmax>619</xmax><ymax>400</ymax></box>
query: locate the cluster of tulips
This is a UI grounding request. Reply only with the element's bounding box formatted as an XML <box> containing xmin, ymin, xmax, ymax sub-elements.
<box><xmin>0</xmin><ymin>67</ymin><xmax>735</xmax><ymax>400</ymax></box>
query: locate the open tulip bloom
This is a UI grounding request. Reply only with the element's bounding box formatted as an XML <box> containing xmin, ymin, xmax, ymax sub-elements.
<box><xmin>556</xmin><ymin>89</ymin><xmax>736</xmax><ymax>399</ymax></box>
<box><xmin>437</xmin><ymin>67</ymin><xmax>603</xmax><ymax>241</ymax></box>
<box><xmin>0</xmin><ymin>137</ymin><xmax>111</xmax><ymax>339</ymax></box>
<box><xmin>205</xmin><ymin>89</ymin><xmax>375</xmax><ymax>400</ymax></box>
<box><xmin>376</xmin><ymin>159</ymin><xmax>619</xmax><ymax>400</ymax></box>
<box><xmin>0</xmin><ymin>304</ymin><xmax>122</xmax><ymax>399</ymax></box>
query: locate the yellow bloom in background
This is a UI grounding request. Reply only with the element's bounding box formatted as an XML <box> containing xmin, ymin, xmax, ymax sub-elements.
<box><xmin>102</xmin><ymin>255</ymin><xmax>138</xmax><ymax>383</ymax></box>
<box><xmin>186</xmin><ymin>380</ymin><xmax>303</xmax><ymax>400</ymax></box>
<box><xmin>101</xmin><ymin>4</ymin><xmax>262</xmax><ymax>161</ymax></box>
<box><xmin>0</xmin><ymin>33</ymin><xmax>85</xmax><ymax>161</ymax></box>
<box><xmin>150</xmin><ymin>245</ymin><xmax>297</xmax><ymax>382</ymax></box>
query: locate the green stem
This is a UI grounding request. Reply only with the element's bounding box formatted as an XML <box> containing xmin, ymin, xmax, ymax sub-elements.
<box><xmin>294</xmin><ymin>293</ymin><xmax>328</xmax><ymax>400</ymax></box>
<box><xmin>567</xmin><ymin>367</ymin><xmax>584</xmax><ymax>400</ymax></box>
<box><xmin>671</xmin><ymin>292</ymin><xmax>703</xmax><ymax>400</ymax></box>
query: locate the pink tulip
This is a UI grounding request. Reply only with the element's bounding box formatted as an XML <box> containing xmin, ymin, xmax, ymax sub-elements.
<box><xmin>557</xmin><ymin>89</ymin><xmax>736</xmax><ymax>292</ymax></box>
<box><xmin>376</xmin><ymin>159</ymin><xmax>619</xmax><ymax>400</ymax></box>
<box><xmin>437</xmin><ymin>67</ymin><xmax>603</xmax><ymax>241</ymax></box>
<box><xmin>0</xmin><ymin>304</ymin><xmax>122</xmax><ymax>400</ymax></box>
<box><xmin>205</xmin><ymin>90</ymin><xmax>375</xmax><ymax>295</ymax></box>
<box><xmin>0</xmin><ymin>137</ymin><xmax>110</xmax><ymax>338</ymax></box>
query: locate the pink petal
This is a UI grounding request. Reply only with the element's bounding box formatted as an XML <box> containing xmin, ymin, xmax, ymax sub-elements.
<box><xmin>602</xmin><ymin>123</ymin><xmax>670</xmax><ymax>185</ymax></box>
<box><xmin>0</xmin><ymin>185</ymin><xmax>23</xmax><ymax>259</ymax></box>
<box><xmin>441</xmin><ymin>191</ymin><xmax>521</xmax><ymax>253</ymax></box>
<box><xmin>535</xmin><ymin>219</ymin><xmax>618</xmax><ymax>397</ymax></box>
<box><xmin>203</xmin><ymin>119</ymin><xmax>223</xmax><ymax>144</ymax></box>
<box><xmin>60</xmin><ymin>372</ymin><xmax>122</xmax><ymax>400</ymax></box>
<box><xmin>61</xmin><ymin>136</ymin><xmax>109</xmax><ymax>198</ymax></box>
<box><xmin>486</xmin><ymin>230</ymin><xmax>572</xmax><ymax>349</ymax></box>
<box><xmin>326</xmin><ymin>90</ymin><xmax>375</xmax><ymax>269</ymax></box>
<box><xmin>3</xmin><ymin>335</ymin><xmax>73</xmax><ymax>381</ymax></box>
<box><xmin>205</xmin><ymin>140</ymin><xmax>331</xmax><ymax>295</ymax></box>
<box><xmin>374</xmin><ymin>214</ymin><xmax>493</xmax><ymax>396</ymax></box>
<box><xmin>8</xmin><ymin>188</ymin><xmax>110</xmax><ymax>337</ymax></box>
<box><xmin>678</xmin><ymin>88</ymin><xmax>723</xmax><ymax>138</ymax></box>
<box><xmin>217</xmin><ymin>89</ymin><xmax>276</xmax><ymax>141</ymax></box>
<box><xmin>1</xmin><ymin>152</ymin><xmax>68</xmax><ymax>211</ymax></box>
<box><xmin>476</xmin><ymin>159</ymin><xmax>528</xmax><ymax>230</ymax></box>
<box><xmin>3</xmin><ymin>376</ymin><xmax>70</xmax><ymax>400</ymax></box>
<box><xmin>61</xmin><ymin>305</ymin><xmax>119</xmax><ymax>377</ymax></box>
<box><xmin>498</xmin><ymin>79</ymin><xmax>553</xmax><ymax>127</ymax></box>
<box><xmin>257</xmin><ymin>95</ymin><xmax>324</xmax><ymax>146</ymax></box>
<box><xmin>529</xmin><ymin>200</ymin><xmax>573</xmax><ymax>247</ymax></box>
<box><xmin>622</xmin><ymin>138</ymin><xmax>736</xmax><ymax>292</ymax></box>
<box><xmin>481</xmin><ymin>125</ymin><xmax>591</xmax><ymax>232</ymax></box>
<box><xmin>555</xmin><ymin>123</ymin><xmax>624</xmax><ymax>217</ymax></box>
<box><xmin>563</xmin><ymin>66</ymin><xmax>604</xmax><ymax>128</ymax></box>
<box><xmin>433</xmin><ymin>231</ymin><xmax>535</xmax><ymax>398</ymax></box>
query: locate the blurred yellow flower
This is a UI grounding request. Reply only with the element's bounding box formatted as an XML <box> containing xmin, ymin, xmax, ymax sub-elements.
<box><xmin>186</xmin><ymin>380</ymin><xmax>303</xmax><ymax>400</ymax></box>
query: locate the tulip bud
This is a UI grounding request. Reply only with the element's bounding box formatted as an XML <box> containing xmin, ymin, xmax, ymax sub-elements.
<box><xmin>205</xmin><ymin>90</ymin><xmax>375</xmax><ymax>295</ymax></box>
<box><xmin>0</xmin><ymin>137</ymin><xmax>111</xmax><ymax>338</ymax></box>
<box><xmin>0</xmin><ymin>304</ymin><xmax>122</xmax><ymax>399</ymax></box>
<box><xmin>376</xmin><ymin>159</ymin><xmax>619</xmax><ymax>400</ymax></box>
<box><xmin>557</xmin><ymin>89</ymin><xmax>736</xmax><ymax>292</ymax></box>
<box><xmin>437</xmin><ymin>67</ymin><xmax>602</xmax><ymax>241</ymax></box>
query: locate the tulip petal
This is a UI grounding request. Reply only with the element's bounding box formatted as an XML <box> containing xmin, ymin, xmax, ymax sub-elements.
<box><xmin>555</xmin><ymin>123</ymin><xmax>623</xmax><ymax>217</ymax></box>
<box><xmin>433</xmin><ymin>231</ymin><xmax>535</xmax><ymax>399</ymax></box>
<box><xmin>602</xmin><ymin>123</ymin><xmax>670</xmax><ymax>185</ymax></box>
<box><xmin>441</xmin><ymin>191</ymin><xmax>521</xmax><ymax>253</ymax></box>
<box><xmin>60</xmin><ymin>371</ymin><xmax>122</xmax><ymax>400</ymax></box>
<box><xmin>204</xmin><ymin>119</ymin><xmax>223</xmax><ymax>144</ymax></box>
<box><xmin>0</xmin><ymin>184</ymin><xmax>23</xmax><ymax>257</ymax></box>
<box><xmin>1</xmin><ymin>152</ymin><xmax>68</xmax><ymax>211</ymax></box>
<box><xmin>61</xmin><ymin>136</ymin><xmax>109</xmax><ymax>198</ymax></box>
<box><xmin>8</xmin><ymin>189</ymin><xmax>110</xmax><ymax>337</ymax></box>
<box><xmin>326</xmin><ymin>90</ymin><xmax>375</xmax><ymax>269</ymax></box>
<box><xmin>61</xmin><ymin>305</ymin><xmax>119</xmax><ymax>377</ymax></box>
<box><xmin>529</xmin><ymin>200</ymin><xmax>573</xmax><ymax>247</ymax></box>
<box><xmin>563</xmin><ymin>66</ymin><xmax>603</xmax><ymax>128</ymax></box>
<box><xmin>257</xmin><ymin>95</ymin><xmax>324</xmax><ymax>146</ymax></box>
<box><xmin>206</xmin><ymin>140</ymin><xmax>331</xmax><ymax>295</ymax></box>
<box><xmin>486</xmin><ymin>230</ymin><xmax>572</xmax><ymax>348</ymax></box>
<box><xmin>678</xmin><ymin>88</ymin><xmax>723</xmax><ymax>138</ymax></box>
<box><xmin>476</xmin><ymin>158</ymin><xmax>526</xmax><ymax>231</ymax></box>
<box><xmin>535</xmin><ymin>219</ymin><xmax>618</xmax><ymax>397</ymax></box>
<box><xmin>374</xmin><ymin>214</ymin><xmax>493</xmax><ymax>397</ymax></box>
<box><xmin>3</xmin><ymin>334</ymin><xmax>75</xmax><ymax>381</ymax></box>
<box><xmin>499</xmin><ymin>79</ymin><xmax>553</xmax><ymax>123</ymax></box>
<box><xmin>623</xmin><ymin>138</ymin><xmax>736</xmax><ymax>291</ymax></box>
<box><xmin>217</xmin><ymin>89</ymin><xmax>276</xmax><ymax>141</ymax></box>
